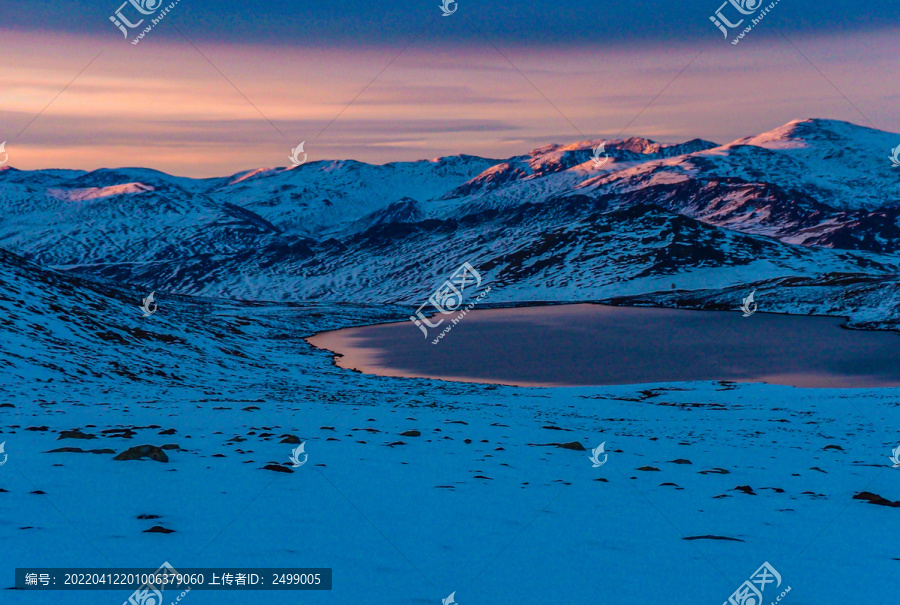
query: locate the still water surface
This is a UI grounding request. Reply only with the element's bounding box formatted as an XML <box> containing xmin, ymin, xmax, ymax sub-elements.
<box><xmin>308</xmin><ymin>304</ymin><xmax>900</xmax><ymax>388</ymax></box>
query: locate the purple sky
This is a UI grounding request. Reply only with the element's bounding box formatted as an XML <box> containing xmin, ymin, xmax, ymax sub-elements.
<box><xmin>1</xmin><ymin>2</ymin><xmax>897</xmax><ymax>176</ymax></box>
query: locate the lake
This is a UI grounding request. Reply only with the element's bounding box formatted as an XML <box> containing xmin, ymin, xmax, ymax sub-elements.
<box><xmin>307</xmin><ymin>304</ymin><xmax>900</xmax><ymax>388</ymax></box>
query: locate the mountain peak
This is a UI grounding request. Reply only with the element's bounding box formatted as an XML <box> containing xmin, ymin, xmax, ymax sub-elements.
<box><xmin>618</xmin><ymin>137</ymin><xmax>662</xmax><ymax>154</ymax></box>
<box><xmin>733</xmin><ymin>118</ymin><xmax>893</xmax><ymax>150</ymax></box>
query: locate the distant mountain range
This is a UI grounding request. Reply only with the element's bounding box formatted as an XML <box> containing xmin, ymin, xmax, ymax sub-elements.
<box><xmin>1</xmin><ymin>118</ymin><xmax>898</xmax><ymax>328</ymax></box>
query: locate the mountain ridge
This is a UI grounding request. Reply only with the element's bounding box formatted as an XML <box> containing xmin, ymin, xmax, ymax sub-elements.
<box><xmin>0</xmin><ymin>118</ymin><xmax>898</xmax><ymax>326</ymax></box>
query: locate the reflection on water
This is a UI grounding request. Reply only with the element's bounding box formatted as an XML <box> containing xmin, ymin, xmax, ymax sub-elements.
<box><xmin>307</xmin><ymin>304</ymin><xmax>900</xmax><ymax>388</ymax></box>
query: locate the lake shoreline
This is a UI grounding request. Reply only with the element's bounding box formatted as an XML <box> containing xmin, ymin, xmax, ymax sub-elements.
<box><xmin>307</xmin><ymin>302</ymin><xmax>900</xmax><ymax>389</ymax></box>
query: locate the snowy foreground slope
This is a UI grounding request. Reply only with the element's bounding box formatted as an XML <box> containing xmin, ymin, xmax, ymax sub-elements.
<box><xmin>2</xmin><ymin>250</ymin><xmax>900</xmax><ymax>605</ymax></box>
<box><xmin>0</xmin><ymin>118</ymin><xmax>899</xmax><ymax>328</ymax></box>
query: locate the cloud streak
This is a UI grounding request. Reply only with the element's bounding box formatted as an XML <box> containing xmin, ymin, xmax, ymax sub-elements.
<box><xmin>1</xmin><ymin>27</ymin><xmax>897</xmax><ymax>176</ymax></box>
<box><xmin>5</xmin><ymin>0</ymin><xmax>899</xmax><ymax>46</ymax></box>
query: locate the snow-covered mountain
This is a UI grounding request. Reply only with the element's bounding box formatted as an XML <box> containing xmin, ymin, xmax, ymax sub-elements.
<box><xmin>4</xmin><ymin>240</ymin><xmax>899</xmax><ymax>605</ymax></box>
<box><xmin>0</xmin><ymin>246</ymin><xmax>400</xmax><ymax>392</ymax></box>
<box><xmin>0</xmin><ymin>118</ymin><xmax>898</xmax><ymax>325</ymax></box>
<box><xmin>3</xmin><ymin>121</ymin><xmax>900</xmax><ymax>605</ymax></box>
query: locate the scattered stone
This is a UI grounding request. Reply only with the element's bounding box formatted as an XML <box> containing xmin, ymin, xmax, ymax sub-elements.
<box><xmin>399</xmin><ymin>430</ymin><xmax>421</xmax><ymax>437</ymax></box>
<box><xmin>326</xmin><ymin>437</ymin><xmax>339</xmax><ymax>441</ymax></box>
<box><xmin>386</xmin><ymin>441</ymin><xmax>406</xmax><ymax>447</ymax></box>
<box><xmin>320</xmin><ymin>426</ymin><xmax>335</xmax><ymax>431</ymax></box>
<box><xmin>45</xmin><ymin>447</ymin><xmax>115</xmax><ymax>454</ymax></box>
<box><xmin>103</xmin><ymin>428</ymin><xmax>136</xmax><ymax>439</ymax></box>
<box><xmin>699</xmin><ymin>468</ymin><xmax>730</xmax><ymax>475</ymax></box>
<box><xmin>160</xmin><ymin>444</ymin><xmax>180</xmax><ymax>450</ymax></box>
<box><xmin>594</xmin><ymin>478</ymin><xmax>609</xmax><ymax>483</ymax></box>
<box><xmin>446</xmin><ymin>420</ymin><xmax>468</xmax><ymax>425</ymax></box>
<box><xmin>27</xmin><ymin>426</ymin><xmax>49</xmax><ymax>432</ymax></box>
<box><xmin>279</xmin><ymin>435</ymin><xmax>302</xmax><ymax>444</ymax></box>
<box><xmin>637</xmin><ymin>466</ymin><xmax>661</xmax><ymax>472</ymax></box>
<box><xmin>556</xmin><ymin>441</ymin><xmax>586</xmax><ymax>451</ymax></box>
<box><xmin>760</xmin><ymin>487</ymin><xmax>785</xmax><ymax>493</ymax></box>
<box><xmin>212</xmin><ymin>454</ymin><xmax>226</xmax><ymax>458</ymax></box>
<box><xmin>668</xmin><ymin>459</ymin><xmax>693</xmax><ymax>465</ymax></box>
<box><xmin>464</xmin><ymin>439</ymin><xmax>472</xmax><ymax>444</ymax></box>
<box><xmin>824</xmin><ymin>444</ymin><xmax>844</xmax><ymax>451</ymax></box>
<box><xmin>683</xmin><ymin>535</ymin><xmax>744</xmax><ymax>542</ymax></box>
<box><xmin>113</xmin><ymin>445</ymin><xmax>169</xmax><ymax>463</ymax></box>
<box><xmin>158</xmin><ymin>429</ymin><xmax>176</xmax><ymax>435</ymax></box>
<box><xmin>542</xmin><ymin>425</ymin><xmax>571</xmax><ymax>431</ymax></box>
<box><xmin>491</xmin><ymin>423</ymin><xmax>509</xmax><ymax>427</ymax></box>
<box><xmin>474</xmin><ymin>475</ymin><xmax>493</xmax><ymax>480</ymax></box>
<box><xmin>733</xmin><ymin>485</ymin><xmax>757</xmax><ymax>495</ymax></box>
<box><xmin>0</xmin><ymin>403</ymin><xmax>14</xmax><ymax>408</ymax></box>
<box><xmin>527</xmin><ymin>441</ymin><xmax>586</xmax><ymax>451</ymax></box>
<box><xmin>137</xmin><ymin>514</ymin><xmax>160</xmax><ymax>520</ymax></box>
<box><xmin>58</xmin><ymin>430</ymin><xmax>96</xmax><ymax>440</ymax></box>
<box><xmin>262</xmin><ymin>464</ymin><xmax>293</xmax><ymax>474</ymax></box>
<box><xmin>853</xmin><ymin>492</ymin><xmax>900</xmax><ymax>508</ymax></box>
<box><xmin>810</xmin><ymin>467</ymin><xmax>828</xmax><ymax>474</ymax></box>
<box><xmin>242</xmin><ymin>406</ymin><xmax>260</xmax><ymax>411</ymax></box>
<box><xmin>143</xmin><ymin>526</ymin><xmax>175</xmax><ymax>534</ymax></box>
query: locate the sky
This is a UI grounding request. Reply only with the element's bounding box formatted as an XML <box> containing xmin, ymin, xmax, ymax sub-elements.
<box><xmin>1</xmin><ymin>0</ymin><xmax>898</xmax><ymax>176</ymax></box>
